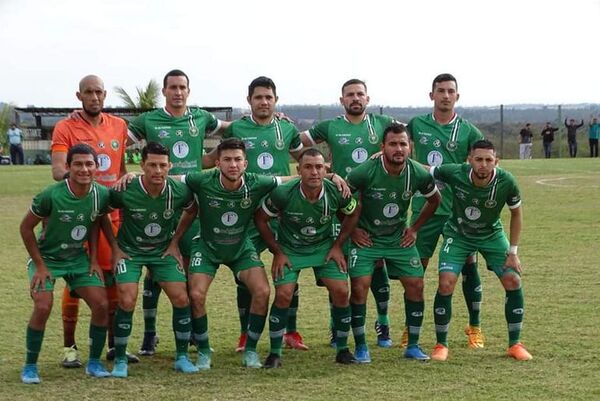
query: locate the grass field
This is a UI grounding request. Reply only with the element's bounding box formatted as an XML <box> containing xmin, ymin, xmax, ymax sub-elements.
<box><xmin>1</xmin><ymin>159</ymin><xmax>599</xmax><ymax>401</ymax></box>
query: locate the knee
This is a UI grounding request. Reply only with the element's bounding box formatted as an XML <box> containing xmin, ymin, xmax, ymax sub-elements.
<box><xmin>405</xmin><ymin>280</ymin><xmax>424</xmax><ymax>301</ymax></box>
<box><xmin>171</xmin><ymin>292</ymin><xmax>190</xmax><ymax>309</ymax></box>
<box><xmin>252</xmin><ymin>284</ymin><xmax>270</xmax><ymax>303</ymax></box>
<box><xmin>274</xmin><ymin>288</ymin><xmax>293</xmax><ymax>308</ymax></box>
<box><xmin>330</xmin><ymin>285</ymin><xmax>349</xmax><ymax>306</ymax></box>
<box><xmin>34</xmin><ymin>299</ymin><xmax>53</xmax><ymax>319</ymax></box>
<box><xmin>350</xmin><ymin>281</ymin><xmax>369</xmax><ymax>304</ymax></box>
<box><xmin>189</xmin><ymin>288</ymin><xmax>207</xmax><ymax>307</ymax></box>
<box><xmin>501</xmin><ymin>273</ymin><xmax>521</xmax><ymax>291</ymax></box>
<box><xmin>92</xmin><ymin>297</ymin><xmax>109</xmax><ymax>315</ymax></box>
<box><xmin>438</xmin><ymin>277</ymin><xmax>457</xmax><ymax>296</ymax></box>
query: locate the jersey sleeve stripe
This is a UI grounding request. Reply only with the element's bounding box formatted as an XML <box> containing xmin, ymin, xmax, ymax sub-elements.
<box><xmin>29</xmin><ymin>206</ymin><xmax>44</xmax><ymax>218</ymax></box>
<box><xmin>422</xmin><ymin>186</ymin><xmax>439</xmax><ymax>198</ymax></box>
<box><xmin>290</xmin><ymin>142</ymin><xmax>304</xmax><ymax>153</ymax></box>
<box><xmin>303</xmin><ymin>131</ymin><xmax>317</xmax><ymax>146</ymax></box>
<box><xmin>206</xmin><ymin>119</ymin><xmax>222</xmax><ymax>137</ymax></box>
<box><xmin>508</xmin><ymin>200</ymin><xmax>522</xmax><ymax>209</ymax></box>
<box><xmin>261</xmin><ymin>200</ymin><xmax>278</xmax><ymax>217</ymax></box>
<box><xmin>127</xmin><ymin>129</ymin><xmax>142</xmax><ymax>144</ymax></box>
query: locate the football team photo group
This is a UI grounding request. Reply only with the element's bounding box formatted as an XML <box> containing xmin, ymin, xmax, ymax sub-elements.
<box><xmin>18</xmin><ymin>70</ymin><xmax>533</xmax><ymax>385</ymax></box>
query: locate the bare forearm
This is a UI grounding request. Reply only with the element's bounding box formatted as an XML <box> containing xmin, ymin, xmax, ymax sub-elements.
<box><xmin>509</xmin><ymin>207</ymin><xmax>522</xmax><ymax>246</ymax></box>
<box><xmin>410</xmin><ymin>192</ymin><xmax>441</xmax><ymax>232</ymax></box>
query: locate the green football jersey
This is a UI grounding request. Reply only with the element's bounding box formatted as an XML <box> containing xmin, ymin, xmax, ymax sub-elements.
<box><xmin>432</xmin><ymin>164</ymin><xmax>521</xmax><ymax>240</ymax></box>
<box><xmin>223</xmin><ymin>116</ymin><xmax>303</xmax><ymax>176</ymax></box>
<box><xmin>347</xmin><ymin>157</ymin><xmax>437</xmax><ymax>247</ymax></box>
<box><xmin>109</xmin><ymin>177</ymin><xmax>193</xmax><ymax>256</ymax></box>
<box><xmin>262</xmin><ymin>178</ymin><xmax>357</xmax><ymax>255</ymax></box>
<box><xmin>30</xmin><ymin>180</ymin><xmax>109</xmax><ymax>262</ymax></box>
<box><xmin>183</xmin><ymin>169</ymin><xmax>279</xmax><ymax>257</ymax></box>
<box><xmin>408</xmin><ymin>113</ymin><xmax>484</xmax><ymax>216</ymax></box>
<box><xmin>307</xmin><ymin>113</ymin><xmax>395</xmax><ymax>177</ymax></box>
<box><xmin>128</xmin><ymin>107</ymin><xmax>219</xmax><ymax>174</ymax></box>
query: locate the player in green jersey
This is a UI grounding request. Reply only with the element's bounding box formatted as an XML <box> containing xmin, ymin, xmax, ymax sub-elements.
<box><xmin>256</xmin><ymin>148</ymin><xmax>361</xmax><ymax>367</ymax></box>
<box><xmin>103</xmin><ymin>142</ymin><xmax>198</xmax><ymax>377</ymax></box>
<box><xmin>172</xmin><ymin>138</ymin><xmax>282</xmax><ymax>369</ymax></box>
<box><xmin>126</xmin><ymin>69</ymin><xmax>231</xmax><ymax>356</ymax></box>
<box><xmin>346</xmin><ymin>124</ymin><xmax>440</xmax><ymax>363</ymax></box>
<box><xmin>429</xmin><ymin>140</ymin><xmax>532</xmax><ymax>362</ymax></box>
<box><xmin>20</xmin><ymin>144</ymin><xmax>112</xmax><ymax>383</ymax></box>
<box><xmin>300</xmin><ymin>79</ymin><xmax>397</xmax><ymax>348</ymax></box>
<box><xmin>205</xmin><ymin>76</ymin><xmax>308</xmax><ymax>352</ymax></box>
<box><xmin>407</xmin><ymin>73</ymin><xmax>486</xmax><ymax>349</ymax></box>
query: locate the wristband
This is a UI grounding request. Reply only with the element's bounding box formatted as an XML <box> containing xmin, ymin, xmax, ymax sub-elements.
<box><xmin>508</xmin><ymin>245</ymin><xmax>518</xmax><ymax>255</ymax></box>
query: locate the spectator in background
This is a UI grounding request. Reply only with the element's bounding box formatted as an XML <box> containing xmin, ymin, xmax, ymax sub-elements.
<box><xmin>588</xmin><ymin>117</ymin><xmax>599</xmax><ymax>158</ymax></box>
<box><xmin>131</xmin><ymin>148</ymin><xmax>142</xmax><ymax>164</ymax></box>
<box><xmin>541</xmin><ymin>122</ymin><xmax>558</xmax><ymax>158</ymax></box>
<box><xmin>564</xmin><ymin>118</ymin><xmax>584</xmax><ymax>157</ymax></box>
<box><xmin>7</xmin><ymin>123</ymin><xmax>25</xmax><ymax>165</ymax></box>
<box><xmin>519</xmin><ymin>123</ymin><xmax>533</xmax><ymax>160</ymax></box>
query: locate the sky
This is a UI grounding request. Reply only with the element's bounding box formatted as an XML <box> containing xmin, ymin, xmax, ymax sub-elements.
<box><xmin>1</xmin><ymin>0</ymin><xmax>599</xmax><ymax>109</ymax></box>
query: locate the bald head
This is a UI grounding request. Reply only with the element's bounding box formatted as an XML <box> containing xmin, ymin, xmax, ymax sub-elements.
<box><xmin>77</xmin><ymin>75</ymin><xmax>106</xmax><ymax>117</ymax></box>
<box><xmin>79</xmin><ymin>75</ymin><xmax>104</xmax><ymax>91</ymax></box>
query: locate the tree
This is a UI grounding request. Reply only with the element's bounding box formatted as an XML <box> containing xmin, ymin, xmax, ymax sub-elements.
<box><xmin>0</xmin><ymin>103</ymin><xmax>14</xmax><ymax>148</ymax></box>
<box><xmin>114</xmin><ymin>80</ymin><xmax>160</xmax><ymax>109</ymax></box>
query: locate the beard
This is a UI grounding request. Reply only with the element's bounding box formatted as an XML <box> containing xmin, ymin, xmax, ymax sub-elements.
<box><xmin>83</xmin><ymin>105</ymin><xmax>101</xmax><ymax>117</ymax></box>
<box><xmin>344</xmin><ymin>102</ymin><xmax>366</xmax><ymax>116</ymax></box>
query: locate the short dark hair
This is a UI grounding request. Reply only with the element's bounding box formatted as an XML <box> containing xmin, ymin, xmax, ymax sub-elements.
<box><xmin>67</xmin><ymin>143</ymin><xmax>97</xmax><ymax>165</ymax></box>
<box><xmin>298</xmin><ymin>148</ymin><xmax>325</xmax><ymax>164</ymax></box>
<box><xmin>341</xmin><ymin>79</ymin><xmax>367</xmax><ymax>94</ymax></box>
<box><xmin>432</xmin><ymin>73</ymin><xmax>457</xmax><ymax>92</ymax></box>
<box><xmin>217</xmin><ymin>138</ymin><xmax>246</xmax><ymax>157</ymax></box>
<box><xmin>248</xmin><ymin>76</ymin><xmax>277</xmax><ymax>98</ymax></box>
<box><xmin>142</xmin><ymin>141</ymin><xmax>170</xmax><ymax>161</ymax></box>
<box><xmin>163</xmin><ymin>69</ymin><xmax>189</xmax><ymax>88</ymax></box>
<box><xmin>470</xmin><ymin>139</ymin><xmax>496</xmax><ymax>153</ymax></box>
<box><xmin>382</xmin><ymin>122</ymin><xmax>408</xmax><ymax>144</ymax></box>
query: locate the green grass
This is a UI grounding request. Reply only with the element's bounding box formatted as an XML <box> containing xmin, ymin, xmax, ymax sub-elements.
<box><xmin>1</xmin><ymin>159</ymin><xmax>599</xmax><ymax>401</ymax></box>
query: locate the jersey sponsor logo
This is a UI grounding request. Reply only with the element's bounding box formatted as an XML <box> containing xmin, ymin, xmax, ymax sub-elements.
<box><xmin>383</xmin><ymin>203</ymin><xmax>399</xmax><ymax>218</ymax></box>
<box><xmin>257</xmin><ymin>152</ymin><xmax>274</xmax><ymax>170</ymax></box>
<box><xmin>227</xmin><ymin>201</ymin><xmax>236</xmax><ymax>208</ymax></box>
<box><xmin>369</xmin><ymin>192</ymin><xmax>384</xmax><ymax>200</ymax></box>
<box><xmin>351</xmin><ymin>147</ymin><xmax>369</xmax><ymax>164</ymax></box>
<box><xmin>338</xmin><ymin>137</ymin><xmax>350</xmax><ymax>145</ymax></box>
<box><xmin>419</xmin><ymin>136</ymin><xmax>429</xmax><ymax>145</ymax></box>
<box><xmin>209</xmin><ymin>200</ymin><xmax>221</xmax><ymax>208</ymax></box>
<box><xmin>244</xmin><ymin>140</ymin><xmax>255</xmax><ymax>149</ymax></box>
<box><xmin>300</xmin><ymin>226</ymin><xmax>317</xmax><ymax>236</ymax></box>
<box><xmin>98</xmin><ymin>141</ymin><xmax>106</xmax><ymax>149</ymax></box>
<box><xmin>158</xmin><ymin>130</ymin><xmax>170</xmax><ymax>139</ymax></box>
<box><xmin>144</xmin><ymin>223</ymin><xmax>162</xmax><ymax>237</ymax></box>
<box><xmin>97</xmin><ymin>154</ymin><xmax>111</xmax><ymax>172</ymax></box>
<box><xmin>132</xmin><ymin>212</ymin><xmax>144</xmax><ymax>220</ymax></box>
<box><xmin>163</xmin><ymin>209</ymin><xmax>174</xmax><ymax>219</ymax></box>
<box><xmin>456</xmin><ymin>191</ymin><xmax>466</xmax><ymax>200</ymax></box>
<box><xmin>176</xmin><ymin>130</ymin><xmax>183</xmax><ymax>137</ymax></box>
<box><xmin>71</xmin><ymin>225</ymin><xmax>87</xmax><ymax>241</ymax></box>
<box><xmin>149</xmin><ymin>212</ymin><xmax>159</xmax><ymax>220</ymax></box>
<box><xmin>389</xmin><ymin>192</ymin><xmax>397</xmax><ymax>199</ymax></box>
<box><xmin>306</xmin><ymin>217</ymin><xmax>314</xmax><ymax>224</ymax></box>
<box><xmin>433</xmin><ymin>139</ymin><xmax>441</xmax><ymax>148</ymax></box>
<box><xmin>60</xmin><ymin>214</ymin><xmax>72</xmax><ymax>223</ymax></box>
<box><xmin>485</xmin><ymin>200</ymin><xmax>497</xmax><ymax>208</ymax></box>
<box><xmin>173</xmin><ymin>141</ymin><xmax>190</xmax><ymax>159</ymax></box>
<box><xmin>355</xmin><ymin>137</ymin><xmax>363</xmax><ymax>144</ymax></box>
<box><xmin>261</xmin><ymin>140</ymin><xmax>269</xmax><ymax>148</ymax></box>
<box><xmin>77</xmin><ymin>213</ymin><xmax>85</xmax><ymax>221</ymax></box>
<box><xmin>427</xmin><ymin>151</ymin><xmax>444</xmax><ymax>166</ymax></box>
<box><xmin>472</xmin><ymin>198</ymin><xmax>480</xmax><ymax>205</ymax></box>
<box><xmin>464</xmin><ymin>206</ymin><xmax>481</xmax><ymax>220</ymax></box>
<box><xmin>111</xmin><ymin>140</ymin><xmax>120</xmax><ymax>150</ymax></box>
<box><xmin>221</xmin><ymin>212</ymin><xmax>239</xmax><ymax>226</ymax></box>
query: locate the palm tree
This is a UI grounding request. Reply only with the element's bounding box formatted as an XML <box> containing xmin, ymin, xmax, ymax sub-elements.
<box><xmin>114</xmin><ymin>79</ymin><xmax>160</xmax><ymax>109</ymax></box>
